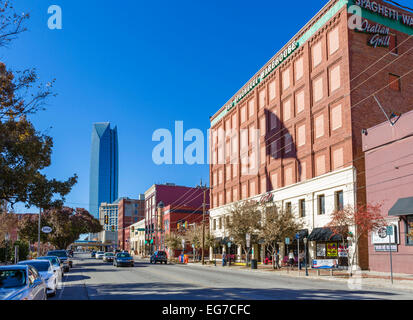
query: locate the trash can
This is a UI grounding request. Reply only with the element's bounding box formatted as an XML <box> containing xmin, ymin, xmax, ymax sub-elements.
<box><xmin>251</xmin><ymin>259</ymin><xmax>257</xmax><ymax>269</ymax></box>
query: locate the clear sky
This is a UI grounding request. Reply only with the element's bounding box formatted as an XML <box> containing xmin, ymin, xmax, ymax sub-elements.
<box><xmin>5</xmin><ymin>0</ymin><xmax>328</xmax><ymax>213</ymax></box>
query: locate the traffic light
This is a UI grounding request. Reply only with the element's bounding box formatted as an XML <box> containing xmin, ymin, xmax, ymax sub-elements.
<box><xmin>111</xmin><ymin>225</ymin><xmax>115</xmax><ymax>232</ymax></box>
<box><xmin>184</xmin><ymin>221</ymin><xmax>188</xmax><ymax>229</ymax></box>
<box><xmin>104</xmin><ymin>215</ymin><xmax>108</xmax><ymax>224</ymax></box>
<box><xmin>131</xmin><ymin>226</ymin><xmax>135</xmax><ymax>232</ymax></box>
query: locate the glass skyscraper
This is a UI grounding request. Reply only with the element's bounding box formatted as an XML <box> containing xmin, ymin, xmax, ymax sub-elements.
<box><xmin>89</xmin><ymin>123</ymin><xmax>119</xmax><ymax>220</ymax></box>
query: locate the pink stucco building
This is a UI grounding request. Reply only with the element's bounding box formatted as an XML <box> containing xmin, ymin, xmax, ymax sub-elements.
<box><xmin>362</xmin><ymin>110</ymin><xmax>413</xmax><ymax>274</ymax></box>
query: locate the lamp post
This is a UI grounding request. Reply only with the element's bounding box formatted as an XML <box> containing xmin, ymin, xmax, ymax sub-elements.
<box><xmin>5</xmin><ymin>233</ymin><xmax>9</xmax><ymax>265</ymax></box>
<box><xmin>303</xmin><ymin>237</ymin><xmax>308</xmax><ymax>276</ymax></box>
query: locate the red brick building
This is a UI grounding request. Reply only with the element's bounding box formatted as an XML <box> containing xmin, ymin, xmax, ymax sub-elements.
<box><xmin>117</xmin><ymin>196</ymin><xmax>145</xmax><ymax>251</ymax></box>
<box><xmin>144</xmin><ymin>183</ymin><xmax>209</xmax><ymax>254</ymax></box>
<box><xmin>161</xmin><ymin>205</ymin><xmax>207</xmax><ymax>257</ymax></box>
<box><xmin>209</xmin><ymin>0</ymin><xmax>413</xmax><ymax>269</ymax></box>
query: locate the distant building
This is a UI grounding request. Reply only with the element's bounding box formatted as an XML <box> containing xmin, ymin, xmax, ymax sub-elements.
<box><xmin>89</xmin><ymin>122</ymin><xmax>118</xmax><ymax>220</ymax></box>
<box><xmin>98</xmin><ymin>202</ymin><xmax>119</xmax><ymax>249</ymax></box>
<box><xmin>144</xmin><ymin>183</ymin><xmax>209</xmax><ymax>254</ymax></box>
<box><xmin>117</xmin><ymin>195</ymin><xmax>145</xmax><ymax>251</ymax></box>
<box><xmin>130</xmin><ymin>219</ymin><xmax>145</xmax><ymax>256</ymax></box>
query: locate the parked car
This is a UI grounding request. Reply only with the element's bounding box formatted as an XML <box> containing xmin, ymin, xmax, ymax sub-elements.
<box><xmin>47</xmin><ymin>250</ymin><xmax>72</xmax><ymax>272</ymax></box>
<box><xmin>91</xmin><ymin>250</ymin><xmax>96</xmax><ymax>258</ymax></box>
<box><xmin>36</xmin><ymin>256</ymin><xmax>64</xmax><ymax>282</ymax></box>
<box><xmin>113</xmin><ymin>252</ymin><xmax>134</xmax><ymax>267</ymax></box>
<box><xmin>17</xmin><ymin>260</ymin><xmax>58</xmax><ymax>297</ymax></box>
<box><xmin>95</xmin><ymin>251</ymin><xmax>105</xmax><ymax>259</ymax></box>
<box><xmin>0</xmin><ymin>265</ymin><xmax>47</xmax><ymax>300</ymax></box>
<box><xmin>103</xmin><ymin>252</ymin><xmax>115</xmax><ymax>262</ymax></box>
<box><xmin>150</xmin><ymin>251</ymin><xmax>168</xmax><ymax>264</ymax></box>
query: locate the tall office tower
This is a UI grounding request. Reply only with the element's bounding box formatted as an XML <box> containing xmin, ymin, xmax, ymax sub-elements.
<box><xmin>89</xmin><ymin>122</ymin><xmax>119</xmax><ymax>220</ymax></box>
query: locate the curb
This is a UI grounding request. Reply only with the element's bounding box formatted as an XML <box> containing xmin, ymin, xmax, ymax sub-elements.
<box><xmin>184</xmin><ymin>262</ymin><xmax>413</xmax><ymax>293</ymax></box>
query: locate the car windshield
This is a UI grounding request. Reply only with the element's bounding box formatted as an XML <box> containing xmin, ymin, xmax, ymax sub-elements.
<box><xmin>19</xmin><ymin>261</ymin><xmax>50</xmax><ymax>272</ymax></box>
<box><xmin>104</xmin><ymin>253</ymin><xmax>114</xmax><ymax>256</ymax></box>
<box><xmin>97</xmin><ymin>252</ymin><xmax>104</xmax><ymax>254</ymax></box>
<box><xmin>0</xmin><ymin>270</ymin><xmax>26</xmax><ymax>288</ymax></box>
<box><xmin>157</xmin><ymin>252</ymin><xmax>166</xmax><ymax>256</ymax></box>
<box><xmin>117</xmin><ymin>253</ymin><xmax>130</xmax><ymax>258</ymax></box>
<box><xmin>47</xmin><ymin>251</ymin><xmax>67</xmax><ymax>258</ymax></box>
<box><xmin>37</xmin><ymin>256</ymin><xmax>59</xmax><ymax>266</ymax></box>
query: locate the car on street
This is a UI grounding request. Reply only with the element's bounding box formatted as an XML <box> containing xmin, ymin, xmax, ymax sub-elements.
<box><xmin>0</xmin><ymin>265</ymin><xmax>47</xmax><ymax>300</ymax></box>
<box><xmin>47</xmin><ymin>250</ymin><xmax>72</xmax><ymax>272</ymax></box>
<box><xmin>17</xmin><ymin>260</ymin><xmax>58</xmax><ymax>297</ymax></box>
<box><xmin>91</xmin><ymin>250</ymin><xmax>96</xmax><ymax>258</ymax></box>
<box><xmin>36</xmin><ymin>256</ymin><xmax>64</xmax><ymax>283</ymax></box>
<box><xmin>95</xmin><ymin>251</ymin><xmax>105</xmax><ymax>259</ymax></box>
<box><xmin>150</xmin><ymin>251</ymin><xmax>168</xmax><ymax>264</ymax></box>
<box><xmin>103</xmin><ymin>252</ymin><xmax>115</xmax><ymax>262</ymax></box>
<box><xmin>113</xmin><ymin>252</ymin><xmax>134</xmax><ymax>267</ymax></box>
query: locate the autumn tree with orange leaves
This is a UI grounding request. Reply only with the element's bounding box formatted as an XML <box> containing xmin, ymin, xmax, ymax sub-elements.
<box><xmin>326</xmin><ymin>204</ymin><xmax>387</xmax><ymax>276</ymax></box>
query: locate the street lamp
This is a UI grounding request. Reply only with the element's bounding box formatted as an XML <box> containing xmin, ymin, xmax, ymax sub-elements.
<box><xmin>5</xmin><ymin>233</ymin><xmax>9</xmax><ymax>265</ymax></box>
<box><xmin>303</xmin><ymin>237</ymin><xmax>308</xmax><ymax>276</ymax></box>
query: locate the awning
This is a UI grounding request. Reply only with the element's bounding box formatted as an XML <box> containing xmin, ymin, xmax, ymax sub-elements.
<box><xmin>388</xmin><ymin>197</ymin><xmax>413</xmax><ymax>216</ymax></box>
<box><xmin>307</xmin><ymin>227</ymin><xmax>343</xmax><ymax>242</ymax></box>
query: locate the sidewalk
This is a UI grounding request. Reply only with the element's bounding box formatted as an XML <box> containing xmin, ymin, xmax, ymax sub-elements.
<box><xmin>185</xmin><ymin>261</ymin><xmax>413</xmax><ymax>293</ymax></box>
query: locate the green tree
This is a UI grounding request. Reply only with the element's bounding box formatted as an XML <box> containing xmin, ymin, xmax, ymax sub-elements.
<box><xmin>165</xmin><ymin>232</ymin><xmax>183</xmax><ymax>257</ymax></box>
<box><xmin>0</xmin><ymin>1</ymin><xmax>77</xmax><ymax>209</ymax></box>
<box><xmin>18</xmin><ymin>207</ymin><xmax>102</xmax><ymax>250</ymax></box>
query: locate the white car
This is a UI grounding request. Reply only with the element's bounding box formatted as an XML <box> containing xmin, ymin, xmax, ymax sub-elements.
<box><xmin>36</xmin><ymin>256</ymin><xmax>64</xmax><ymax>284</ymax></box>
<box><xmin>96</xmin><ymin>251</ymin><xmax>105</xmax><ymax>259</ymax></box>
<box><xmin>18</xmin><ymin>259</ymin><xmax>58</xmax><ymax>297</ymax></box>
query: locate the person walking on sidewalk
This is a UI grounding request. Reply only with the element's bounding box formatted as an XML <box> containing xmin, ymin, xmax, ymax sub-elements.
<box><xmin>275</xmin><ymin>251</ymin><xmax>280</xmax><ymax>269</ymax></box>
<box><xmin>288</xmin><ymin>251</ymin><xmax>295</xmax><ymax>269</ymax></box>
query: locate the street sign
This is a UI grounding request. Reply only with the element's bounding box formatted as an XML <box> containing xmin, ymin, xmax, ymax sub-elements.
<box><xmin>378</xmin><ymin>227</ymin><xmax>387</xmax><ymax>239</ymax></box>
<box><xmin>386</xmin><ymin>226</ymin><xmax>393</xmax><ymax>236</ymax></box>
<box><xmin>228</xmin><ymin>242</ymin><xmax>232</xmax><ymax>248</ymax></box>
<box><xmin>295</xmin><ymin>233</ymin><xmax>300</xmax><ymax>240</ymax></box>
<box><xmin>285</xmin><ymin>237</ymin><xmax>290</xmax><ymax>245</ymax></box>
<box><xmin>41</xmin><ymin>226</ymin><xmax>52</xmax><ymax>234</ymax></box>
<box><xmin>246</xmin><ymin>234</ymin><xmax>251</xmax><ymax>248</ymax></box>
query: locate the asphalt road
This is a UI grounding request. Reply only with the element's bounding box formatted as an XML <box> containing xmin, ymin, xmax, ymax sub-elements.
<box><xmin>51</xmin><ymin>253</ymin><xmax>413</xmax><ymax>300</ymax></box>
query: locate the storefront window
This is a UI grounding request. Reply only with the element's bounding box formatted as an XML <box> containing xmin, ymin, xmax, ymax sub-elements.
<box><xmin>406</xmin><ymin>216</ymin><xmax>413</xmax><ymax>245</ymax></box>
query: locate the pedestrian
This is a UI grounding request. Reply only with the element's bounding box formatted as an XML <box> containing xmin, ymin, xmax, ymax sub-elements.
<box><xmin>275</xmin><ymin>251</ymin><xmax>280</xmax><ymax>269</ymax></box>
<box><xmin>288</xmin><ymin>250</ymin><xmax>295</xmax><ymax>268</ymax></box>
<box><xmin>222</xmin><ymin>252</ymin><xmax>227</xmax><ymax>266</ymax></box>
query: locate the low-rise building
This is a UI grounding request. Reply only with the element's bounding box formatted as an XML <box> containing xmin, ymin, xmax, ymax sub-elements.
<box><xmin>130</xmin><ymin>219</ymin><xmax>145</xmax><ymax>256</ymax></box>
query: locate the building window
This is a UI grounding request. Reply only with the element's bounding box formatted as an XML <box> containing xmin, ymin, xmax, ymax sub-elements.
<box><xmin>285</xmin><ymin>202</ymin><xmax>292</xmax><ymax>214</ymax></box>
<box><xmin>389</xmin><ymin>74</ymin><xmax>401</xmax><ymax>91</ymax></box>
<box><xmin>213</xmin><ymin>219</ymin><xmax>217</xmax><ymax>230</ymax></box>
<box><xmin>318</xmin><ymin>195</ymin><xmax>325</xmax><ymax>215</ymax></box>
<box><xmin>299</xmin><ymin>199</ymin><xmax>306</xmax><ymax>217</ymax></box>
<box><xmin>219</xmin><ymin>217</ymin><xmax>222</xmax><ymax>229</ymax></box>
<box><xmin>335</xmin><ymin>191</ymin><xmax>344</xmax><ymax>211</ymax></box>
<box><xmin>406</xmin><ymin>216</ymin><xmax>413</xmax><ymax>245</ymax></box>
<box><xmin>389</xmin><ymin>34</ymin><xmax>398</xmax><ymax>55</ymax></box>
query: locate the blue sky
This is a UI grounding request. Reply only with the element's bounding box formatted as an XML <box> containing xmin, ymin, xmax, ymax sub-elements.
<box><xmin>5</xmin><ymin>0</ymin><xmax>328</xmax><ymax>213</ymax></box>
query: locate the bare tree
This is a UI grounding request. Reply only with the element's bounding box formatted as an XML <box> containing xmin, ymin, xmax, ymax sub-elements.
<box><xmin>261</xmin><ymin>203</ymin><xmax>303</xmax><ymax>269</ymax></box>
<box><xmin>226</xmin><ymin>200</ymin><xmax>262</xmax><ymax>263</ymax></box>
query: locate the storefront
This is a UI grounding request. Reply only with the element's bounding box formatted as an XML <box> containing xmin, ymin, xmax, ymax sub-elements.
<box><xmin>307</xmin><ymin>227</ymin><xmax>349</xmax><ymax>269</ymax></box>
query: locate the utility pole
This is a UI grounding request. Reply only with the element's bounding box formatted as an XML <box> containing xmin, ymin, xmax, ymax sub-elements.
<box><xmin>38</xmin><ymin>207</ymin><xmax>41</xmax><ymax>257</ymax></box>
<box><xmin>201</xmin><ymin>182</ymin><xmax>207</xmax><ymax>265</ymax></box>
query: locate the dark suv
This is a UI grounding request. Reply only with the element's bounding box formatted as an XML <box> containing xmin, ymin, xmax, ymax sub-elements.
<box><xmin>47</xmin><ymin>250</ymin><xmax>72</xmax><ymax>272</ymax></box>
<box><xmin>150</xmin><ymin>251</ymin><xmax>168</xmax><ymax>264</ymax></box>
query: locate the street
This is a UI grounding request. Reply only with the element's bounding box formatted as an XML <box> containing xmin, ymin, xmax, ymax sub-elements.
<box><xmin>51</xmin><ymin>253</ymin><xmax>413</xmax><ymax>300</ymax></box>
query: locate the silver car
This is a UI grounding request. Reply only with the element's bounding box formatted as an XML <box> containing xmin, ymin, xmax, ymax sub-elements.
<box><xmin>36</xmin><ymin>256</ymin><xmax>64</xmax><ymax>284</ymax></box>
<box><xmin>0</xmin><ymin>265</ymin><xmax>47</xmax><ymax>300</ymax></box>
<box><xmin>18</xmin><ymin>260</ymin><xmax>58</xmax><ymax>297</ymax></box>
